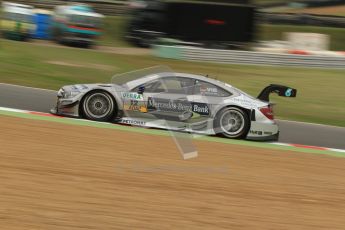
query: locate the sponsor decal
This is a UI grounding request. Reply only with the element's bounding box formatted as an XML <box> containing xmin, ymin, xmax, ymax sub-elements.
<box><xmin>121</xmin><ymin>92</ymin><xmax>143</xmax><ymax>101</ymax></box>
<box><xmin>147</xmin><ymin>97</ymin><xmax>210</xmax><ymax>116</ymax></box>
<box><xmin>249</xmin><ymin>130</ymin><xmax>263</xmax><ymax>136</ymax></box>
<box><xmin>200</xmin><ymin>85</ymin><xmax>218</xmax><ymax>96</ymax></box>
<box><xmin>123</xmin><ymin>99</ymin><xmax>147</xmax><ymax>112</ymax></box>
<box><xmin>192</xmin><ymin>103</ymin><xmax>209</xmax><ymax>115</ymax></box>
<box><xmin>119</xmin><ymin>119</ymin><xmax>146</xmax><ymax>126</ymax></box>
<box><xmin>232</xmin><ymin>98</ymin><xmax>258</xmax><ymax>107</ymax></box>
<box><xmin>147</xmin><ymin>97</ymin><xmax>191</xmax><ymax>112</ymax></box>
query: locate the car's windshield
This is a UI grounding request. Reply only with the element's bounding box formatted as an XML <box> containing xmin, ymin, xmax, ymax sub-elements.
<box><xmin>111</xmin><ymin>65</ymin><xmax>174</xmax><ymax>89</ymax></box>
<box><xmin>130</xmin><ymin>76</ymin><xmax>195</xmax><ymax>94</ymax></box>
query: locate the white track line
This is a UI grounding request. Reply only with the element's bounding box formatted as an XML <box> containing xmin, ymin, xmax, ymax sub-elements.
<box><xmin>328</xmin><ymin>148</ymin><xmax>345</xmax><ymax>153</ymax></box>
<box><xmin>276</xmin><ymin>119</ymin><xmax>345</xmax><ymax>130</ymax></box>
<box><xmin>0</xmin><ymin>107</ymin><xmax>28</xmax><ymax>113</ymax></box>
<box><xmin>270</xmin><ymin>142</ymin><xmax>345</xmax><ymax>153</ymax></box>
<box><xmin>269</xmin><ymin>142</ymin><xmax>290</xmax><ymax>147</ymax></box>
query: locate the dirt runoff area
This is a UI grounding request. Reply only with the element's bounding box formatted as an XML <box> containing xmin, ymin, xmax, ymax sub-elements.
<box><xmin>0</xmin><ymin>115</ymin><xmax>345</xmax><ymax>230</ymax></box>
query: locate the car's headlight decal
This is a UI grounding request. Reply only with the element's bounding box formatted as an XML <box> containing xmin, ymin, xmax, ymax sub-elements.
<box><xmin>63</xmin><ymin>91</ymin><xmax>81</xmax><ymax>99</ymax></box>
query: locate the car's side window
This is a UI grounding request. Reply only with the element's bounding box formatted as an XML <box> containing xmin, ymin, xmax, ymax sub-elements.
<box><xmin>162</xmin><ymin>77</ymin><xmax>194</xmax><ymax>94</ymax></box>
<box><xmin>144</xmin><ymin>80</ymin><xmax>165</xmax><ymax>93</ymax></box>
<box><xmin>131</xmin><ymin>80</ymin><xmax>165</xmax><ymax>93</ymax></box>
<box><xmin>193</xmin><ymin>80</ymin><xmax>232</xmax><ymax>97</ymax></box>
<box><xmin>131</xmin><ymin>77</ymin><xmax>194</xmax><ymax>94</ymax></box>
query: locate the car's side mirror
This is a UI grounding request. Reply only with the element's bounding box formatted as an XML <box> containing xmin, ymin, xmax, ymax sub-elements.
<box><xmin>137</xmin><ymin>85</ymin><xmax>145</xmax><ymax>94</ymax></box>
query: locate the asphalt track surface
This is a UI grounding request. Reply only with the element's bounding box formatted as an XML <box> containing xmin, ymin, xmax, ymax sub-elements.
<box><xmin>1</xmin><ymin>83</ymin><xmax>344</xmax><ymax>149</ymax></box>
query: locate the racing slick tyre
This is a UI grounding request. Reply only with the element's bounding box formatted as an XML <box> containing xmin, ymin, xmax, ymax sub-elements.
<box><xmin>214</xmin><ymin>107</ymin><xmax>250</xmax><ymax>139</ymax></box>
<box><xmin>81</xmin><ymin>90</ymin><xmax>116</xmax><ymax>122</ymax></box>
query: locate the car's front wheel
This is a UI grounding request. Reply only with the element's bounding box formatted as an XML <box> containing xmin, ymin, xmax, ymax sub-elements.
<box><xmin>214</xmin><ymin>107</ymin><xmax>250</xmax><ymax>139</ymax></box>
<box><xmin>81</xmin><ymin>90</ymin><xmax>116</xmax><ymax>122</ymax></box>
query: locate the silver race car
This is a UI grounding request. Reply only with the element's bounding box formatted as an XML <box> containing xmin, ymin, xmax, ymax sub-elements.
<box><xmin>51</xmin><ymin>66</ymin><xmax>297</xmax><ymax>141</ymax></box>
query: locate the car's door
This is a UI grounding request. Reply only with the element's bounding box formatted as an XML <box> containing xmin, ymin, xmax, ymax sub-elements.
<box><xmin>145</xmin><ymin>77</ymin><xmax>195</xmax><ymax>122</ymax></box>
<box><xmin>124</xmin><ymin>76</ymin><xmax>195</xmax><ymax>122</ymax></box>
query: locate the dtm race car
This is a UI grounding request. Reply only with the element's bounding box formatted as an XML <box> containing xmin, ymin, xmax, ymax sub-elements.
<box><xmin>51</xmin><ymin>66</ymin><xmax>297</xmax><ymax>141</ymax></box>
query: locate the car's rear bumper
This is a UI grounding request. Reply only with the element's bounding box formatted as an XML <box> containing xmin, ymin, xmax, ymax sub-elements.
<box><xmin>246</xmin><ymin>132</ymin><xmax>279</xmax><ymax>141</ymax></box>
<box><xmin>246</xmin><ymin>121</ymin><xmax>279</xmax><ymax>141</ymax></box>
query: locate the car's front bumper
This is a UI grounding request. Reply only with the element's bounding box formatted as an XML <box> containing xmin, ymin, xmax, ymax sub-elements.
<box><xmin>51</xmin><ymin>100</ymin><xmax>80</xmax><ymax>117</ymax></box>
<box><xmin>51</xmin><ymin>89</ymin><xmax>82</xmax><ymax>117</ymax></box>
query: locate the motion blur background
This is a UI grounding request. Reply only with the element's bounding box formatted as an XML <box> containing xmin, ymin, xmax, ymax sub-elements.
<box><xmin>1</xmin><ymin>0</ymin><xmax>345</xmax><ymax>126</ymax></box>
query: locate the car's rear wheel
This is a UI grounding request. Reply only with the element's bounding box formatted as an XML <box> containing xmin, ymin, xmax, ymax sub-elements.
<box><xmin>81</xmin><ymin>90</ymin><xmax>116</xmax><ymax>122</ymax></box>
<box><xmin>214</xmin><ymin>107</ymin><xmax>250</xmax><ymax>139</ymax></box>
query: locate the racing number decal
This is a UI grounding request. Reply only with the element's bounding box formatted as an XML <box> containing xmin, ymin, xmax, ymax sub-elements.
<box><xmin>124</xmin><ymin>99</ymin><xmax>147</xmax><ymax>113</ymax></box>
<box><xmin>285</xmin><ymin>88</ymin><xmax>293</xmax><ymax>97</ymax></box>
<box><xmin>129</xmin><ymin>99</ymin><xmax>139</xmax><ymax>110</ymax></box>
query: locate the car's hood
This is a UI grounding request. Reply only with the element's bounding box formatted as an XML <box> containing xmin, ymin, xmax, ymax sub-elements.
<box><xmin>62</xmin><ymin>83</ymin><xmax>126</xmax><ymax>92</ymax></box>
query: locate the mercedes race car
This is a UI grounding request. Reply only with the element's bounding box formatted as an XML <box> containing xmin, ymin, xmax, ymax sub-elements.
<box><xmin>51</xmin><ymin>66</ymin><xmax>297</xmax><ymax>141</ymax></box>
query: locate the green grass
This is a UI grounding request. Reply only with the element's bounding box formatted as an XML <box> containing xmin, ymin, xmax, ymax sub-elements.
<box><xmin>1</xmin><ymin>39</ymin><xmax>345</xmax><ymax>127</ymax></box>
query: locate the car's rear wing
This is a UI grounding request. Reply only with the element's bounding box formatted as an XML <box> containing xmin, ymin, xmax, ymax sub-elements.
<box><xmin>257</xmin><ymin>84</ymin><xmax>297</xmax><ymax>102</ymax></box>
